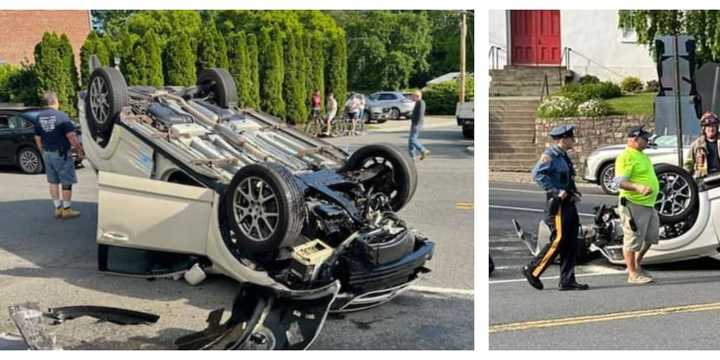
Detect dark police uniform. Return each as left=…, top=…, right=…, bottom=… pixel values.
left=522, top=125, right=588, bottom=291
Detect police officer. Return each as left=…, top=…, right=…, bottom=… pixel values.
left=521, top=124, right=589, bottom=291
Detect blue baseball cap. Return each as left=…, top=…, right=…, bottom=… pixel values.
left=549, top=124, right=576, bottom=139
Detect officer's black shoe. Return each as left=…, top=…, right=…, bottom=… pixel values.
left=558, top=282, right=590, bottom=291
left=521, top=266, right=543, bottom=290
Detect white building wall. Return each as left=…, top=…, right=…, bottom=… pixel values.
left=488, top=10, right=508, bottom=68
left=561, top=10, right=656, bottom=83
left=488, top=10, right=657, bottom=82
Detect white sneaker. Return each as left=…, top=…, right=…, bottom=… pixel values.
left=628, top=274, right=653, bottom=284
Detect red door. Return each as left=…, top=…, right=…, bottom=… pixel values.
left=511, top=10, right=561, bottom=65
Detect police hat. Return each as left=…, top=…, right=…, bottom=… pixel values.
left=549, top=124, right=576, bottom=139
left=627, top=126, right=652, bottom=140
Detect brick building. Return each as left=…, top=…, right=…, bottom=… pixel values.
left=0, top=10, right=91, bottom=67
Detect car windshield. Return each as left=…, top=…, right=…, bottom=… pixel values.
left=652, top=135, right=700, bottom=147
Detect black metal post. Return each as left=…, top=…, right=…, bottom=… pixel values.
left=672, top=35, right=683, bottom=167
left=712, top=66, right=719, bottom=114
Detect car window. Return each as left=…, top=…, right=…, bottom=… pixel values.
left=9, top=115, right=31, bottom=129
left=0, top=116, right=9, bottom=130
left=653, top=136, right=677, bottom=147
left=379, top=94, right=396, bottom=100
left=369, top=94, right=379, bottom=101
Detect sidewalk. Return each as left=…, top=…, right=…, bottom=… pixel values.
left=366, top=115, right=457, bottom=133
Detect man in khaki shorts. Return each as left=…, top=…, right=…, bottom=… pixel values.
left=614, top=126, right=659, bottom=284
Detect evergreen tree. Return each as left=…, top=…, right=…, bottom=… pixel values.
left=308, top=31, right=325, bottom=107
left=326, top=30, right=347, bottom=105
left=227, top=31, right=251, bottom=107
left=259, top=26, right=285, bottom=118
left=79, top=31, right=110, bottom=87
left=247, top=33, right=260, bottom=108
left=124, top=41, right=148, bottom=85
left=196, top=20, right=230, bottom=71
left=142, top=30, right=164, bottom=86
left=34, top=32, right=76, bottom=117
left=164, top=31, right=196, bottom=86
left=283, top=30, right=307, bottom=124
left=59, top=34, right=79, bottom=113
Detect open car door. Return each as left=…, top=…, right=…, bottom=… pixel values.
left=96, top=171, right=214, bottom=276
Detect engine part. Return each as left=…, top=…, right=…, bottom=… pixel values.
left=289, top=240, right=334, bottom=282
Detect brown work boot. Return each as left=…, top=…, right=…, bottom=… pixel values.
left=54, top=207, right=63, bottom=219
left=420, top=150, right=430, bottom=160
left=61, top=207, right=81, bottom=219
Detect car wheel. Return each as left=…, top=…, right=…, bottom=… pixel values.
left=17, top=147, right=43, bottom=174
left=654, top=163, right=698, bottom=224
left=599, top=163, right=619, bottom=195
left=87, top=67, right=128, bottom=143
left=462, top=125, right=473, bottom=139
left=343, top=144, right=417, bottom=211
left=224, top=163, right=305, bottom=255
left=197, top=68, right=238, bottom=109
left=390, top=108, right=400, bottom=120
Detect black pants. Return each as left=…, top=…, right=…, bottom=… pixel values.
left=526, top=195, right=579, bottom=286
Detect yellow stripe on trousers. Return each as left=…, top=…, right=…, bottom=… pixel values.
left=532, top=206, right=562, bottom=278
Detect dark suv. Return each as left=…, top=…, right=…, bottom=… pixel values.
left=0, top=104, right=45, bottom=173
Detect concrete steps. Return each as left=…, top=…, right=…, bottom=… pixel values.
left=489, top=95, right=540, bottom=172
left=489, top=66, right=572, bottom=97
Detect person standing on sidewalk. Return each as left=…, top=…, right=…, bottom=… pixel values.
left=408, top=90, right=430, bottom=160
left=32, top=91, right=84, bottom=219
left=522, top=124, right=588, bottom=291
left=325, top=91, right=337, bottom=136
left=615, top=126, right=659, bottom=285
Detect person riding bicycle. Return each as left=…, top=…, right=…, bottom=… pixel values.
left=310, top=89, right=322, bottom=120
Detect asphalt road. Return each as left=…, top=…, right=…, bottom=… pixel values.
left=489, top=181, right=720, bottom=350
left=0, top=120, right=474, bottom=350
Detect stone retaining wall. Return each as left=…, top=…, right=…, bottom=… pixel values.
left=535, top=115, right=654, bottom=178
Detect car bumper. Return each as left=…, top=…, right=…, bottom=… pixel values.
left=332, top=236, right=434, bottom=312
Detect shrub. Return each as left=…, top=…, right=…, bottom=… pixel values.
left=537, top=96, right=577, bottom=118
left=621, top=76, right=643, bottom=93
left=34, top=32, right=78, bottom=117
left=578, top=74, right=600, bottom=85
left=645, top=80, right=660, bottom=93
left=423, top=76, right=474, bottom=115
left=577, top=99, right=611, bottom=117
left=163, top=31, right=196, bottom=86
left=558, top=81, right=622, bottom=102
left=0, top=64, right=20, bottom=102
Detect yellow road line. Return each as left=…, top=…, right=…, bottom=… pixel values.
left=490, top=302, right=720, bottom=333
left=456, top=202, right=473, bottom=209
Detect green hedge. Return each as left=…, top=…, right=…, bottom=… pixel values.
left=423, top=77, right=474, bottom=115
left=557, top=81, right=622, bottom=102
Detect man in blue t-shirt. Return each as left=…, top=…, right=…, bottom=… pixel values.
left=31, top=91, right=85, bottom=219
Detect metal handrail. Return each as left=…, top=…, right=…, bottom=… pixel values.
left=563, top=47, right=625, bottom=79
left=489, top=45, right=506, bottom=70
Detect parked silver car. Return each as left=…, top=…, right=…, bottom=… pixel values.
left=366, top=91, right=415, bottom=120
left=583, top=135, right=690, bottom=195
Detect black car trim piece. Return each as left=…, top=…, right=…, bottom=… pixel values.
left=46, top=306, right=160, bottom=325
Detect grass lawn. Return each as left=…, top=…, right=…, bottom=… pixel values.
left=606, top=92, right=655, bottom=116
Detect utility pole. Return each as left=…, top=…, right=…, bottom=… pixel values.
left=459, top=10, right=467, bottom=104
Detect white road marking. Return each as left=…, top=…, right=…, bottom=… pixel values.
left=409, top=285, right=474, bottom=297
left=490, top=187, right=614, bottom=198
left=490, top=204, right=595, bottom=217
left=489, top=268, right=627, bottom=284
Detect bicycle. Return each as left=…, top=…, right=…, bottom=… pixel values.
left=303, top=109, right=325, bottom=137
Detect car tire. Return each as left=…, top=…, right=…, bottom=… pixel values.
left=343, top=144, right=417, bottom=211
left=654, top=163, right=698, bottom=224
left=17, top=147, right=43, bottom=174
left=599, top=162, right=619, bottom=195
left=224, top=163, right=305, bottom=255
left=86, top=67, right=128, bottom=143
left=376, top=118, right=388, bottom=124
left=390, top=107, right=400, bottom=120
left=197, top=68, right=238, bottom=109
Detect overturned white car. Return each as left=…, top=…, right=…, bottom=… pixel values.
left=77, top=65, right=433, bottom=349
left=515, top=164, right=720, bottom=265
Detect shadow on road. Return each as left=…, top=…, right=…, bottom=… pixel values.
left=0, top=199, right=241, bottom=311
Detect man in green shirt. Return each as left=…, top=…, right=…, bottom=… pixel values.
left=614, top=126, right=660, bottom=285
